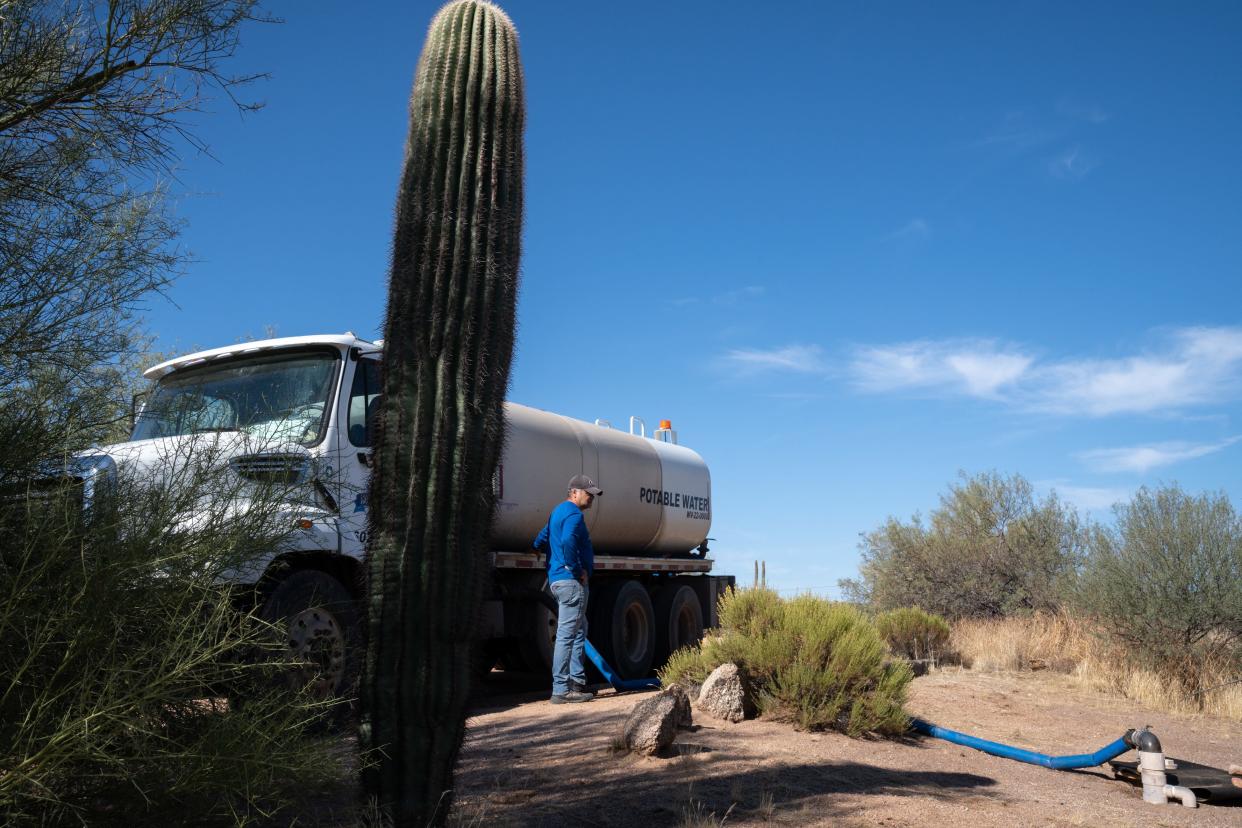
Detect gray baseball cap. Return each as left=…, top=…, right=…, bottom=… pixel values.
left=567, top=474, right=603, bottom=496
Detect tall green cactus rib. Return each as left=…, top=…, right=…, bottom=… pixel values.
left=361, top=1, right=523, bottom=822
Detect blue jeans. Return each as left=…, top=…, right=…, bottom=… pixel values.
left=550, top=579, right=588, bottom=695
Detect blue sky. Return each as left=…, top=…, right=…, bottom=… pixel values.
left=147, top=1, right=1242, bottom=594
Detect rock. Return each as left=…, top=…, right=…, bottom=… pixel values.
left=622, top=687, right=686, bottom=755
left=663, top=683, right=693, bottom=728
left=697, top=662, right=755, bottom=723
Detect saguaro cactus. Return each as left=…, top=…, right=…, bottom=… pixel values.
left=361, top=1, right=523, bottom=823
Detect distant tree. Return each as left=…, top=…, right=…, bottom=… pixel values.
left=1076, top=484, right=1242, bottom=698
left=0, top=0, right=267, bottom=477
left=841, top=471, right=1085, bottom=618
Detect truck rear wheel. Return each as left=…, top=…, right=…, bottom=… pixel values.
left=257, top=569, right=359, bottom=723
left=655, top=583, right=704, bottom=661
left=591, top=580, right=656, bottom=679
left=518, top=583, right=557, bottom=674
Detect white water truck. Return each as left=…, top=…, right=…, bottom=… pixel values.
left=76, top=333, right=733, bottom=698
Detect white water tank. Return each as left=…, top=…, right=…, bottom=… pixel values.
left=492, top=403, right=712, bottom=556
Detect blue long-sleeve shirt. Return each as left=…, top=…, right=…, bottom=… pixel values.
left=533, top=500, right=595, bottom=583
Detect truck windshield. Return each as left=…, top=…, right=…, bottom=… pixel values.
left=132, top=351, right=339, bottom=446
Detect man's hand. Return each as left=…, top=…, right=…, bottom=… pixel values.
left=578, top=571, right=589, bottom=585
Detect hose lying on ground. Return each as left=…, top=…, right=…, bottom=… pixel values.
left=909, top=718, right=1134, bottom=769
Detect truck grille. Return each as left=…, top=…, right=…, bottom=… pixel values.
left=0, top=476, right=86, bottom=536
left=229, top=454, right=310, bottom=485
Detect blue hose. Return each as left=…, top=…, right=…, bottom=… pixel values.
left=910, top=718, right=1133, bottom=769
left=584, top=641, right=661, bottom=691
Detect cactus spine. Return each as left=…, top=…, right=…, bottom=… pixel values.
left=361, top=1, right=523, bottom=823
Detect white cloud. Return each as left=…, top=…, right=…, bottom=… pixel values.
left=946, top=352, right=1034, bottom=396
left=850, top=340, right=1033, bottom=398
left=733, top=326, right=1242, bottom=417
left=846, top=326, right=1242, bottom=417
left=1035, top=357, right=1191, bottom=415
left=1029, top=327, right=1242, bottom=415
left=1048, top=145, right=1097, bottom=179
left=1180, top=325, right=1242, bottom=363
left=1078, top=436, right=1241, bottom=474
left=724, top=345, right=825, bottom=374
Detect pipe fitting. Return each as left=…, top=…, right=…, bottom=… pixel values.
left=1139, top=749, right=1168, bottom=804
left=1133, top=728, right=1163, bottom=754
left=1163, top=784, right=1198, bottom=808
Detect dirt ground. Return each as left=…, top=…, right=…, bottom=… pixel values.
left=446, top=668, right=1242, bottom=827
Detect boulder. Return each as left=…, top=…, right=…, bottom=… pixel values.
left=663, top=683, right=693, bottom=728
left=697, top=662, right=755, bottom=723
left=623, top=686, right=689, bottom=755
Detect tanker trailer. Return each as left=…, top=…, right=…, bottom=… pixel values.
left=486, top=402, right=731, bottom=679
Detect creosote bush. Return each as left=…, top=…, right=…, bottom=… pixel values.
left=0, top=449, right=344, bottom=825
left=874, top=607, right=951, bottom=662
left=659, top=589, right=911, bottom=736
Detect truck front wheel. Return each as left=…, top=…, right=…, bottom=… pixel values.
left=258, top=569, right=359, bottom=719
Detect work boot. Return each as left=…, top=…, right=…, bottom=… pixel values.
left=549, top=690, right=594, bottom=704
left=569, top=680, right=590, bottom=693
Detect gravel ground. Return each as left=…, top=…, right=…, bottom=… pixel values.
left=447, top=668, right=1242, bottom=827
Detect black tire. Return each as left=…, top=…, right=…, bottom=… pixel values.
left=590, top=580, right=656, bottom=679
left=509, top=585, right=602, bottom=684
left=257, top=569, right=360, bottom=725
left=518, top=582, right=557, bottom=673
left=654, top=583, right=704, bottom=662
left=497, top=644, right=532, bottom=673
left=474, top=641, right=502, bottom=677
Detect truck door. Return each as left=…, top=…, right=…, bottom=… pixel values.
left=337, top=356, right=380, bottom=558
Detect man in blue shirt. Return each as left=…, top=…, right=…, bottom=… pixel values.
left=533, top=473, right=602, bottom=704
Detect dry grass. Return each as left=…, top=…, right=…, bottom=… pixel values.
left=679, top=794, right=736, bottom=827
left=951, top=611, right=1090, bottom=673
left=950, top=613, right=1242, bottom=720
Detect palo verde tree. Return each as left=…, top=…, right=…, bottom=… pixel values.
left=0, top=0, right=267, bottom=478
left=842, top=471, right=1086, bottom=618
left=1076, top=484, right=1242, bottom=699
left=0, top=3, right=352, bottom=824
left=361, top=1, right=524, bottom=824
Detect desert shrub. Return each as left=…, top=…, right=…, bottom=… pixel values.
left=661, top=644, right=714, bottom=686
left=659, top=589, right=911, bottom=736
left=874, top=607, right=951, bottom=661
left=1075, top=484, right=1242, bottom=703
left=0, top=451, right=345, bottom=825
left=841, top=471, right=1085, bottom=618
